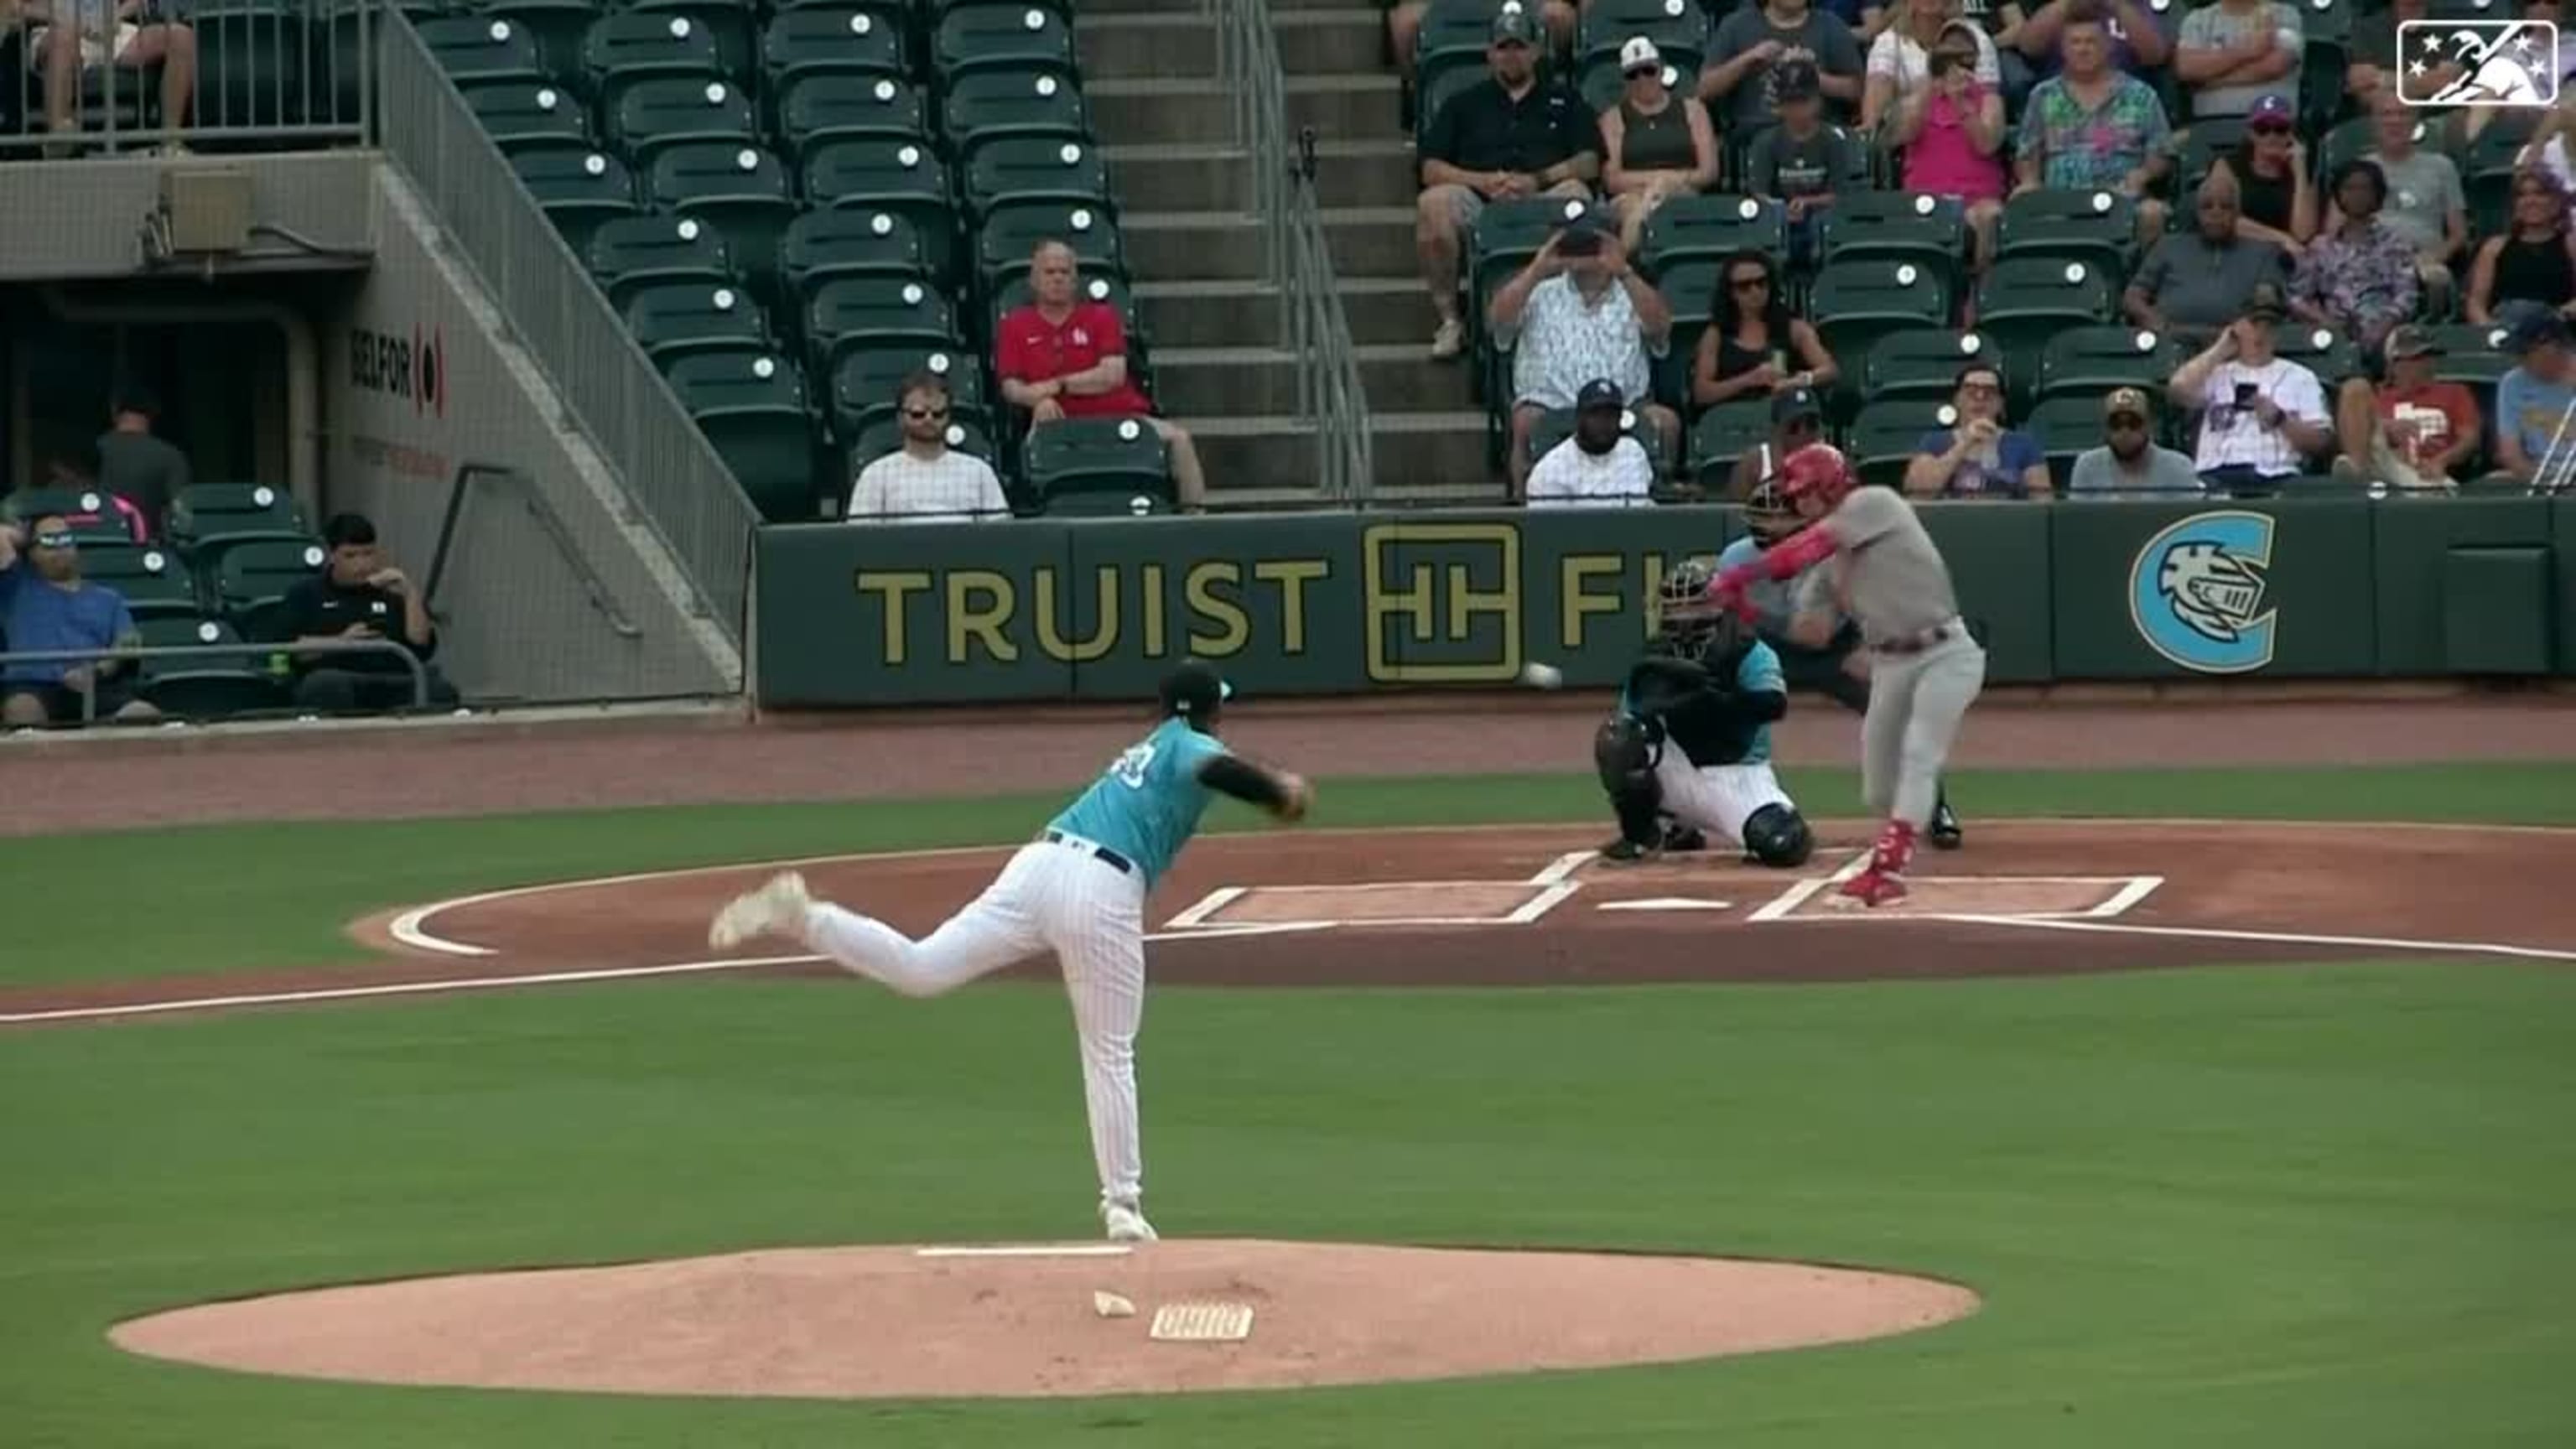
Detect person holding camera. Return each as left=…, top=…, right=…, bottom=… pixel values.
left=2166, top=282, right=2333, bottom=493
left=1487, top=214, right=1677, bottom=500
left=1883, top=19, right=2011, bottom=267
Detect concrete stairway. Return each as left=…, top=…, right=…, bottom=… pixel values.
left=1076, top=0, right=1496, bottom=507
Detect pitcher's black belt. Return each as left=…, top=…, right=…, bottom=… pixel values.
left=1040, top=829, right=1134, bottom=875
left=1872, top=621, right=1959, bottom=656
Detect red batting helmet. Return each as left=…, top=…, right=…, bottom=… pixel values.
left=1775, top=441, right=1856, bottom=509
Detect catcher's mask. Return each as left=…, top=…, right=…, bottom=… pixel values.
left=1655, top=556, right=1727, bottom=656
left=1743, top=477, right=1799, bottom=543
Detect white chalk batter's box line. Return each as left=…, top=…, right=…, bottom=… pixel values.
left=1748, top=872, right=2166, bottom=924
left=1161, top=880, right=1582, bottom=932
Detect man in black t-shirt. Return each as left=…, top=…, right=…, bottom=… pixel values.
left=275, top=512, right=460, bottom=714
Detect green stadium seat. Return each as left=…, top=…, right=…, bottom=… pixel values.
left=77, top=543, right=199, bottom=619
left=581, top=11, right=725, bottom=117
left=831, top=345, right=991, bottom=442
left=779, top=75, right=931, bottom=164
left=934, top=2, right=1078, bottom=80
left=213, top=538, right=327, bottom=641
left=510, top=148, right=641, bottom=253
left=937, top=65, right=1092, bottom=166
left=1806, top=257, right=1953, bottom=371
left=1023, top=416, right=1174, bottom=511
left=624, top=280, right=775, bottom=366
left=806, top=276, right=963, bottom=376
left=1686, top=397, right=1771, bottom=492
left=2268, top=321, right=2364, bottom=389
left=644, top=143, right=797, bottom=295
left=2294, top=0, right=2353, bottom=134
left=2036, top=325, right=2184, bottom=412
left=2023, top=394, right=2113, bottom=491
left=1862, top=330, right=2002, bottom=406
left=131, top=616, right=284, bottom=720
left=584, top=213, right=737, bottom=310
left=665, top=349, right=818, bottom=521
left=802, top=139, right=959, bottom=282
left=2168, top=117, right=2247, bottom=198
left=611, top=77, right=759, bottom=166
left=1816, top=191, right=1966, bottom=281
left=165, top=482, right=306, bottom=552
left=1992, top=187, right=2137, bottom=278
left=974, top=199, right=1123, bottom=293
left=848, top=413, right=1002, bottom=478
left=2461, top=111, right=2542, bottom=240
left=460, top=80, right=593, bottom=154
left=1640, top=194, right=1789, bottom=275
left=625, top=0, right=760, bottom=88
left=1971, top=257, right=2116, bottom=361
left=476, top=0, right=596, bottom=75
left=2423, top=323, right=2516, bottom=392
left=1846, top=397, right=1960, bottom=491
left=965, top=135, right=1112, bottom=219
left=1653, top=257, right=1722, bottom=411
left=415, top=16, right=547, bottom=86
left=761, top=6, right=906, bottom=88
left=3, top=486, right=140, bottom=544
left=1577, top=0, right=1708, bottom=70
left=781, top=207, right=933, bottom=304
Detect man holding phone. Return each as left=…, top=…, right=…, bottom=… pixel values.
left=274, top=512, right=460, bottom=714
left=2166, top=281, right=2332, bottom=492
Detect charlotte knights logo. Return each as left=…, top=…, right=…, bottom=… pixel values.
left=2127, top=510, right=2277, bottom=674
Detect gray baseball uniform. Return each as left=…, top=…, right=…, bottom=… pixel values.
left=1795, top=486, right=1986, bottom=828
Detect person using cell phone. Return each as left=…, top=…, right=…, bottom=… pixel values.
left=2165, top=281, right=2334, bottom=494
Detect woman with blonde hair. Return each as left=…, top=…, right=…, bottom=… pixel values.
left=1597, top=36, right=1721, bottom=256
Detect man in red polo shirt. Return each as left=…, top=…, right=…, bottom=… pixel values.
left=995, top=241, right=1209, bottom=511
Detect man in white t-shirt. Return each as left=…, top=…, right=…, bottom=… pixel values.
left=2165, top=282, right=2333, bottom=491
left=1525, top=378, right=1658, bottom=508
left=847, top=371, right=1011, bottom=524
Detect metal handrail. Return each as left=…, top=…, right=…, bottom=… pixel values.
left=1202, top=0, right=1376, bottom=505
left=1, top=637, right=430, bottom=723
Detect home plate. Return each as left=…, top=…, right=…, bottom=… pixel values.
left=1150, top=1301, right=1255, bottom=1343
left=1597, top=897, right=1735, bottom=911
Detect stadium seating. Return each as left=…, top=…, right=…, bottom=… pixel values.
left=1861, top=330, right=2002, bottom=408
left=665, top=349, right=819, bottom=519
left=1971, top=257, right=2117, bottom=362
left=164, top=483, right=310, bottom=558
left=1805, top=259, right=1953, bottom=376
left=625, top=280, right=775, bottom=366
left=1021, top=416, right=1175, bottom=512
left=212, top=538, right=327, bottom=642
left=1686, top=398, right=1771, bottom=493
left=128, top=617, right=283, bottom=719
left=585, top=213, right=739, bottom=309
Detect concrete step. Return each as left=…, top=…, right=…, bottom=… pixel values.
left=1150, top=342, right=1477, bottom=417
left=1120, top=205, right=1417, bottom=282
left=1103, top=137, right=1420, bottom=214
left=1077, top=8, right=1385, bottom=79
left=1086, top=74, right=1401, bottom=148
left=1367, top=410, right=1501, bottom=497
left=1187, top=411, right=1498, bottom=497
left=1187, top=414, right=1359, bottom=496
left=1135, top=276, right=1442, bottom=351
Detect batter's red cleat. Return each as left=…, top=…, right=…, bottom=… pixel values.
left=1837, top=868, right=1909, bottom=907
left=1837, top=819, right=1919, bottom=908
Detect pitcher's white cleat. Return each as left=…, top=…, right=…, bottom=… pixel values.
left=707, top=870, right=812, bottom=949
left=1102, top=1197, right=1158, bottom=1243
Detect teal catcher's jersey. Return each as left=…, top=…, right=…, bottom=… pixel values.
left=1619, top=639, right=1785, bottom=767
left=1048, top=717, right=1231, bottom=886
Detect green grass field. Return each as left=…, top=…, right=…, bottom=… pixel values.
left=5, top=763, right=2573, bottom=1447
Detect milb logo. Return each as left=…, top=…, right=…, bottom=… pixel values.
left=349, top=325, right=449, bottom=419
left=2396, top=20, right=2561, bottom=106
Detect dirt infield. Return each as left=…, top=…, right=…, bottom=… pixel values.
left=109, top=1239, right=1981, bottom=1399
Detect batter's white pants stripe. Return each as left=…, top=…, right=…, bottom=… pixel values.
left=1652, top=750, right=1794, bottom=845
left=800, top=840, right=1149, bottom=1207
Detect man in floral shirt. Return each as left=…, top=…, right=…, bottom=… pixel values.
left=2011, top=1, right=2173, bottom=239
left=2290, top=158, right=2419, bottom=358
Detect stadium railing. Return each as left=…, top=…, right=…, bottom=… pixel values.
left=1206, top=0, right=1374, bottom=506
left=0, top=636, right=431, bottom=724
left=0, top=0, right=375, bottom=156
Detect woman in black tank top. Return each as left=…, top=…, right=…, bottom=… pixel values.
left=2467, top=170, right=2576, bottom=325
left=1598, top=42, right=1718, bottom=255
left=2210, top=109, right=2317, bottom=257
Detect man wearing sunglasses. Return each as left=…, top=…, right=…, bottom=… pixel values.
left=848, top=371, right=1010, bottom=524
left=2069, top=387, right=2204, bottom=494
left=0, top=518, right=158, bottom=728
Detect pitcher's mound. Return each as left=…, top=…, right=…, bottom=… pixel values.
left=112, top=1239, right=1978, bottom=1399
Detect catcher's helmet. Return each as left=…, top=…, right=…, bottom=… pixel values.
left=1655, top=556, right=1726, bottom=656
left=1777, top=441, right=1857, bottom=511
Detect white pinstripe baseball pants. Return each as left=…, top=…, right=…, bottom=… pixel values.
left=1653, top=748, right=1795, bottom=845
left=799, top=838, right=1149, bottom=1208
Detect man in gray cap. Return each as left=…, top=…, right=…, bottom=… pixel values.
left=2070, top=387, right=2204, bottom=494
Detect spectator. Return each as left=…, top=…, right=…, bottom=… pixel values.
left=9, top=444, right=148, bottom=543
left=996, top=241, right=1208, bottom=512
left=1724, top=384, right=1833, bottom=499
left=1690, top=248, right=1840, bottom=412
left=1414, top=8, right=1600, bottom=361
left=29, top=0, right=197, bottom=156
left=1387, top=0, right=1576, bottom=75
left=1525, top=377, right=1659, bottom=507
left=2013, top=0, right=2172, bottom=80
left=2174, top=0, right=2301, bottom=122
left=2168, top=282, right=2334, bottom=491
left=95, top=389, right=189, bottom=535
left=2492, top=301, right=2576, bottom=486
left=2070, top=386, right=2206, bottom=493
left=275, top=512, right=459, bottom=715
left=2206, top=95, right=2316, bottom=256
left=1862, top=0, right=2002, bottom=132
left=1886, top=20, right=2012, bottom=267
left=2122, top=173, right=2290, bottom=344
left=2464, top=169, right=2576, bottom=327
left=2356, top=92, right=2468, bottom=319
left=2012, top=4, right=2173, bottom=242
left=2346, top=0, right=2457, bottom=108
left=0, top=517, right=156, bottom=727
left=2291, top=159, right=2420, bottom=358
left=846, top=371, right=1010, bottom=524
left=2331, top=325, right=2482, bottom=491
left=1597, top=38, right=1720, bottom=257
left=1745, top=60, right=1864, bottom=268
left=1700, top=0, right=1867, bottom=135
left=1488, top=216, right=1678, bottom=497
left=1903, top=360, right=2054, bottom=497
left=1950, top=0, right=2037, bottom=107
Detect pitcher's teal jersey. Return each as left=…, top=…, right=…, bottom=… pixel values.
left=1049, top=717, right=1231, bottom=887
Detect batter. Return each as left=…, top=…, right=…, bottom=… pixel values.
left=1707, top=443, right=1987, bottom=906
left=705, top=662, right=1312, bottom=1242
left=1593, top=558, right=1815, bottom=868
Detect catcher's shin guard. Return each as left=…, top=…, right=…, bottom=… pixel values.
left=1592, top=714, right=1665, bottom=851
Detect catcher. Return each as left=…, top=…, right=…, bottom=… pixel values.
left=1713, top=477, right=1963, bottom=849
left=1592, top=557, right=1815, bottom=867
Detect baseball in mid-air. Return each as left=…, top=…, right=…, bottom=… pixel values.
left=1520, top=661, right=1564, bottom=690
